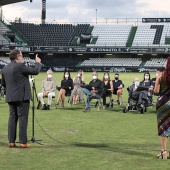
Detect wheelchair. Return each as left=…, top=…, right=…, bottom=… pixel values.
left=123, top=86, right=154, bottom=114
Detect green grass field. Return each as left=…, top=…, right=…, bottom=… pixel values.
left=0, top=72, right=169, bottom=170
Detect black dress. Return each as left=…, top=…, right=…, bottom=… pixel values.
left=60, top=79, right=73, bottom=95
left=102, top=81, right=112, bottom=106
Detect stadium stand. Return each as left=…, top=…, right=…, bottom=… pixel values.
left=144, top=58, right=166, bottom=67
left=41, top=55, right=81, bottom=67
left=70, top=24, right=90, bottom=46
left=80, top=58, right=142, bottom=67
left=0, top=20, right=169, bottom=70
left=0, top=21, right=11, bottom=44
left=0, top=20, right=27, bottom=45
left=86, top=25, right=132, bottom=47
left=10, top=23, right=90, bottom=46
left=0, top=56, right=35, bottom=65
left=5, top=22, right=170, bottom=48
left=85, top=23, right=170, bottom=47
left=132, top=24, right=170, bottom=47
left=10, top=23, right=47, bottom=46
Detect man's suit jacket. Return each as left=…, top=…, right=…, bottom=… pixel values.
left=1, top=60, right=42, bottom=102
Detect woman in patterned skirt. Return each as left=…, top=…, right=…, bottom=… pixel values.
left=154, top=57, right=170, bottom=159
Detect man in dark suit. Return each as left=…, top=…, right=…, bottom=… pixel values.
left=1, top=49, right=42, bottom=148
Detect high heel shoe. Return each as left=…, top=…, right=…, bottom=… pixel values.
left=55, top=102, right=59, bottom=106
left=157, top=150, right=167, bottom=159
left=61, top=103, right=64, bottom=108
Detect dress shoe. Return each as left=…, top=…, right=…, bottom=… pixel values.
left=83, top=108, right=90, bottom=112
left=41, top=104, right=47, bottom=110
left=20, top=144, right=31, bottom=148
left=46, top=105, right=50, bottom=110
left=9, top=143, right=16, bottom=148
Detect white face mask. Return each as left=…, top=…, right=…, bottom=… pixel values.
left=77, top=73, right=81, bottom=77
left=135, top=81, right=140, bottom=88
left=92, top=75, right=97, bottom=80
left=104, top=75, right=108, bottom=79
left=156, top=73, right=158, bottom=77
left=65, top=74, right=69, bottom=78
left=47, top=74, right=52, bottom=79
left=145, top=76, right=149, bottom=80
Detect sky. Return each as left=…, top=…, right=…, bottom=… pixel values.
left=2, top=0, right=170, bottom=24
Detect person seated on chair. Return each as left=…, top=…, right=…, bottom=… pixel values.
left=72, top=70, right=85, bottom=104
left=37, top=69, right=56, bottom=110
left=55, top=71, right=73, bottom=108
left=102, top=72, right=113, bottom=108
left=83, top=71, right=103, bottom=112
left=129, top=77, right=148, bottom=110
left=141, top=72, right=154, bottom=96
left=112, top=73, right=123, bottom=105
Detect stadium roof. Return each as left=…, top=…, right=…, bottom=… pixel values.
left=0, top=0, right=28, bottom=6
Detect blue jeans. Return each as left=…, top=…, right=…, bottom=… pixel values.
left=83, top=88, right=100, bottom=109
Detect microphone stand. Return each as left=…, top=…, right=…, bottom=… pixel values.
left=28, top=64, right=43, bottom=145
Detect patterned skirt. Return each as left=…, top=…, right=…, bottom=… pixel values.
left=156, top=92, right=170, bottom=137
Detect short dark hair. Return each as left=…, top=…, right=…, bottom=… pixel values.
left=115, top=73, right=119, bottom=76
left=9, top=49, right=21, bottom=61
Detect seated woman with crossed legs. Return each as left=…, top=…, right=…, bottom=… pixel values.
left=56, top=71, right=73, bottom=108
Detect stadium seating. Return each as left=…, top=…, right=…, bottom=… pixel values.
left=0, top=56, right=35, bottom=65
left=0, top=21, right=10, bottom=44
left=80, top=58, right=142, bottom=67
left=41, top=55, right=81, bottom=67
left=144, top=58, right=166, bottom=67
left=11, top=23, right=47, bottom=46
left=132, top=24, right=170, bottom=47
left=7, top=22, right=170, bottom=47
left=10, top=23, right=90, bottom=46
left=86, top=25, right=132, bottom=47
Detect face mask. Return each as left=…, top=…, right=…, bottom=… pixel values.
left=65, top=74, right=69, bottom=78
left=104, top=75, right=108, bottom=79
left=92, top=75, right=97, bottom=80
left=77, top=73, right=81, bottom=77
left=115, top=77, right=118, bottom=80
left=47, top=74, right=52, bottom=79
left=145, top=76, right=149, bottom=80
left=156, top=73, right=158, bottom=77
left=135, top=81, right=140, bottom=87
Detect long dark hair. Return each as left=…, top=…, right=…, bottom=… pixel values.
left=142, top=72, right=151, bottom=82
left=164, top=56, right=170, bottom=88
left=102, top=72, right=110, bottom=81
left=63, top=71, right=71, bottom=80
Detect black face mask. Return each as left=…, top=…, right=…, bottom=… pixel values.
left=115, top=77, right=119, bottom=80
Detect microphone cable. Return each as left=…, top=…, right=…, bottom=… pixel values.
left=34, top=115, right=67, bottom=145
